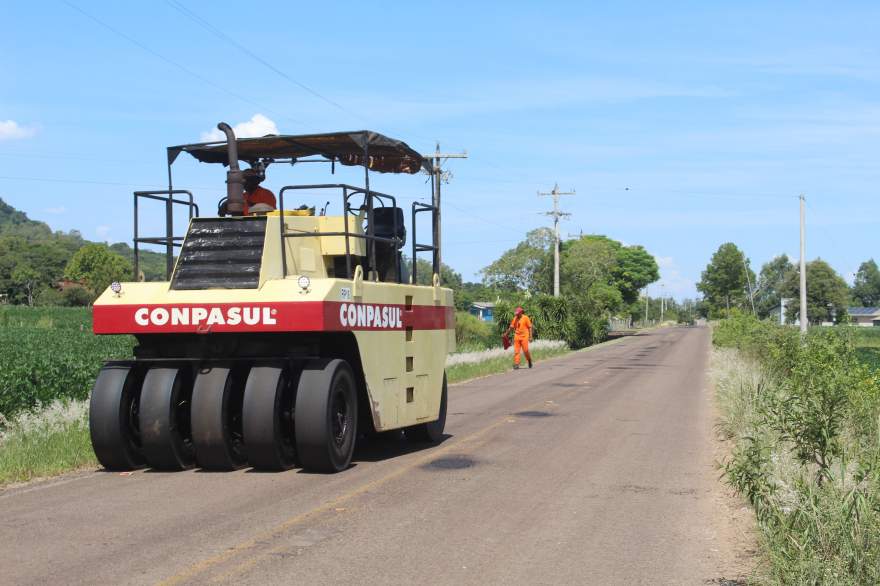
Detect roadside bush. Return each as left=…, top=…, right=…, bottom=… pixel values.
left=713, top=317, right=880, bottom=584
left=494, top=294, right=606, bottom=349
left=454, top=311, right=496, bottom=351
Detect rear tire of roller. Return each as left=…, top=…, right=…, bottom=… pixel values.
left=89, top=362, right=145, bottom=471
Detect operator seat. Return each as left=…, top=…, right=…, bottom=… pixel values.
left=368, top=207, right=406, bottom=282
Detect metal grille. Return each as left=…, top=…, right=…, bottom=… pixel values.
left=170, top=217, right=266, bottom=290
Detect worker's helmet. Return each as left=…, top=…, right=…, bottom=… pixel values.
left=514, top=306, right=524, bottom=315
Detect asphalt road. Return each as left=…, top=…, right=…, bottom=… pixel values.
left=0, top=326, right=744, bottom=585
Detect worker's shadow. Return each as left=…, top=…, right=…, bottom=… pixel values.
left=351, top=431, right=452, bottom=463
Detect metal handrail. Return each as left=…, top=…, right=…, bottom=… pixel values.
left=133, top=190, right=198, bottom=280
left=277, top=184, right=402, bottom=282
left=411, top=201, right=437, bottom=284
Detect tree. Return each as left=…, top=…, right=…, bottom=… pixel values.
left=697, top=243, right=755, bottom=317
left=852, top=259, right=880, bottom=307
left=405, top=257, right=462, bottom=288
left=64, top=244, right=132, bottom=299
left=754, top=254, right=796, bottom=320
left=613, top=245, right=660, bottom=304
left=560, top=235, right=620, bottom=297
left=481, top=228, right=553, bottom=292
left=11, top=265, right=40, bottom=306
left=783, top=259, right=850, bottom=325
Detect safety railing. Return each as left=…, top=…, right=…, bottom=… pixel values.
left=133, top=190, right=199, bottom=280
left=277, top=184, right=402, bottom=282
left=410, top=201, right=438, bottom=284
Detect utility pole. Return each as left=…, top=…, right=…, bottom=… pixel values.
left=660, top=284, right=665, bottom=323
left=741, top=251, right=756, bottom=316
left=645, top=287, right=649, bottom=324
left=424, top=143, right=467, bottom=278
left=799, top=194, right=808, bottom=334
left=538, top=183, right=575, bottom=296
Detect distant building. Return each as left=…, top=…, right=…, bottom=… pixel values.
left=57, top=278, right=87, bottom=291
left=848, top=307, right=880, bottom=327
left=469, top=302, right=495, bottom=322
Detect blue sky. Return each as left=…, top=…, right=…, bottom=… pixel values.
left=2, top=1, right=879, bottom=299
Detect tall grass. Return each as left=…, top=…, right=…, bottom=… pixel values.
left=0, top=400, right=96, bottom=485
left=713, top=316, right=880, bottom=584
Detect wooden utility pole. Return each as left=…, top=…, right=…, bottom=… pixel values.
left=538, top=183, right=575, bottom=296
left=799, top=194, right=808, bottom=333
left=424, top=144, right=467, bottom=277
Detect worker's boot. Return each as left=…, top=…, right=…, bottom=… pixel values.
left=528, top=359, right=533, bottom=369
left=513, top=364, right=520, bottom=370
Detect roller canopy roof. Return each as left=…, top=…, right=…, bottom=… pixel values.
left=168, top=131, right=431, bottom=174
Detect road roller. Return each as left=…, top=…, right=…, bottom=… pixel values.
left=88, top=123, right=455, bottom=473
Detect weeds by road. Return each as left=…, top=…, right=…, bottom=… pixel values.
left=0, top=400, right=95, bottom=486
left=713, top=316, right=880, bottom=584
left=447, top=341, right=569, bottom=383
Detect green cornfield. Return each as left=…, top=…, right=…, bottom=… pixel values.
left=0, top=306, right=135, bottom=418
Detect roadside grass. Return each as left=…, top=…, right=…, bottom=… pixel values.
left=447, top=343, right=570, bottom=384
left=713, top=317, right=880, bottom=585
left=0, top=400, right=96, bottom=486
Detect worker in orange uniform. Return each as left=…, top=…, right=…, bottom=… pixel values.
left=242, top=168, right=276, bottom=215
left=504, top=306, right=533, bottom=369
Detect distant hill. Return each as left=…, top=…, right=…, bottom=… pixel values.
left=0, top=197, right=169, bottom=304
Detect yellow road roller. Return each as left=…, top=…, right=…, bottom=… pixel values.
left=89, top=123, right=454, bottom=473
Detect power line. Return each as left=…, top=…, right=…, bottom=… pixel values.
left=60, top=1, right=305, bottom=128
left=0, top=175, right=167, bottom=188
left=165, top=0, right=361, bottom=123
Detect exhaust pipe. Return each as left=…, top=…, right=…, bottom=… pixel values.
left=217, top=122, right=244, bottom=214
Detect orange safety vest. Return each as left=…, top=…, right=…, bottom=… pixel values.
left=243, top=186, right=276, bottom=215
left=510, top=314, right=532, bottom=339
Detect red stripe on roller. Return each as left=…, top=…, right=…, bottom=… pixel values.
left=92, top=301, right=454, bottom=335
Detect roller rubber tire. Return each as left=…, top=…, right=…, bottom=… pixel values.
left=89, top=362, right=145, bottom=471
left=406, top=373, right=447, bottom=443
left=295, top=359, right=358, bottom=473
left=191, top=366, right=248, bottom=470
left=139, top=367, right=195, bottom=470
left=242, top=365, right=296, bottom=470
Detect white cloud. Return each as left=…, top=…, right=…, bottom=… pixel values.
left=0, top=120, right=36, bottom=141
left=200, top=114, right=278, bottom=142
left=45, top=206, right=66, bottom=215
left=96, top=225, right=111, bottom=239
left=651, top=254, right=698, bottom=300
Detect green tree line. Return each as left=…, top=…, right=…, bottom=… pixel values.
left=0, top=198, right=167, bottom=305
left=698, top=241, right=879, bottom=324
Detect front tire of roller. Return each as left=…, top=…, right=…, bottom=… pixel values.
left=89, top=362, right=145, bottom=471
left=295, top=359, right=358, bottom=473
left=139, top=367, right=195, bottom=470
left=242, top=365, right=296, bottom=470
left=406, top=373, right=447, bottom=443
left=191, top=365, right=248, bottom=470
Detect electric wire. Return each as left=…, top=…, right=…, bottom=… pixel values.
left=60, top=1, right=306, bottom=128
left=165, top=0, right=363, bottom=124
